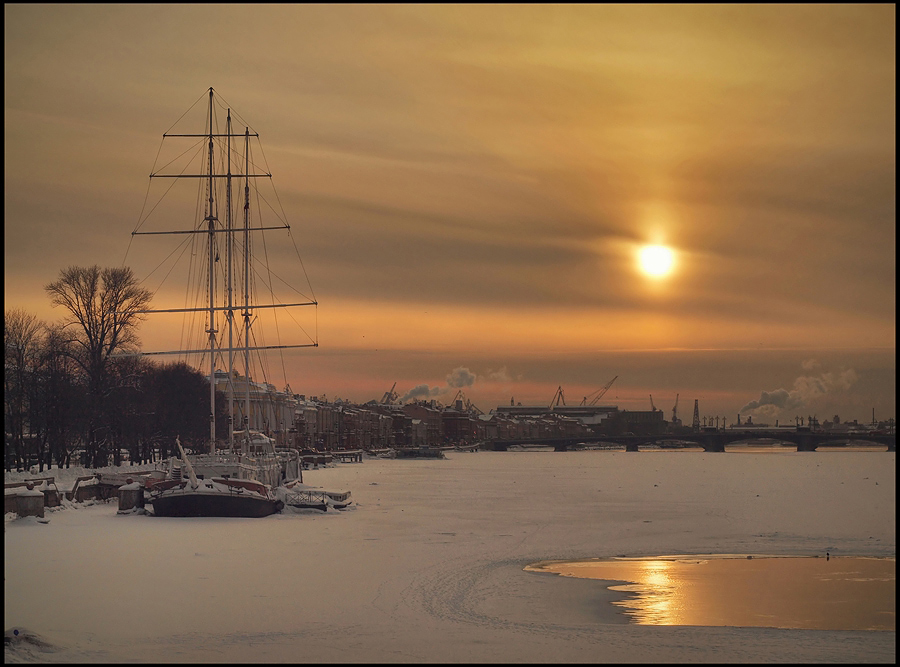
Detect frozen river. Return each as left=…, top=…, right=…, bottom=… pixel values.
left=5, top=450, right=895, bottom=662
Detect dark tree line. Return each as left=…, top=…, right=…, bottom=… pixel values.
left=5, top=265, right=221, bottom=472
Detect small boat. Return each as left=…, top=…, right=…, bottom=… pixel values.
left=395, top=446, right=449, bottom=459
left=367, top=448, right=396, bottom=459
left=277, top=479, right=352, bottom=512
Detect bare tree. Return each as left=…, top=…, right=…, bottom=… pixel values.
left=35, top=322, right=85, bottom=469
left=105, top=353, right=154, bottom=465
left=45, top=266, right=153, bottom=467
left=4, top=308, right=45, bottom=471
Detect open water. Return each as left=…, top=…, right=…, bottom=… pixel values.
left=527, top=555, right=895, bottom=631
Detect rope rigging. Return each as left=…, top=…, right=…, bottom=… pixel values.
left=123, top=87, right=319, bottom=444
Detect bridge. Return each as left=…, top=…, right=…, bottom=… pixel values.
left=480, top=431, right=895, bottom=453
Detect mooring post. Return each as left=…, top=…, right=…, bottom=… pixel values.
left=17, top=482, right=45, bottom=518
left=117, top=478, right=145, bottom=512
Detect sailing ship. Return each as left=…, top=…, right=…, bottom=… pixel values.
left=129, top=87, right=317, bottom=517
left=148, top=437, right=284, bottom=518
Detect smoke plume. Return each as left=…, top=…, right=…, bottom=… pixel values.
left=400, top=384, right=444, bottom=402
left=740, top=362, right=858, bottom=419
left=446, top=367, right=476, bottom=388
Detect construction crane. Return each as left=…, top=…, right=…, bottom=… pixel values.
left=672, top=394, right=680, bottom=424
left=550, top=385, right=566, bottom=408
left=580, top=375, right=618, bottom=406
left=649, top=394, right=657, bottom=412
left=452, top=389, right=484, bottom=416
left=381, top=382, right=399, bottom=405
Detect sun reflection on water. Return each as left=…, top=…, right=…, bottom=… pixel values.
left=609, top=560, right=680, bottom=625
left=527, top=556, right=895, bottom=631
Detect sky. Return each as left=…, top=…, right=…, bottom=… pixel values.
left=4, top=4, right=895, bottom=423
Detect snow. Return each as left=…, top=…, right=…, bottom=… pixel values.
left=5, top=450, right=896, bottom=663
left=12, top=488, right=44, bottom=498
left=4, top=463, right=161, bottom=491
left=117, top=482, right=143, bottom=491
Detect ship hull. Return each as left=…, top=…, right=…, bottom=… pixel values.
left=152, top=492, right=281, bottom=517
left=151, top=483, right=283, bottom=518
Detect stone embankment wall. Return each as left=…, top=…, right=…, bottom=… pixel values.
left=5, top=472, right=154, bottom=517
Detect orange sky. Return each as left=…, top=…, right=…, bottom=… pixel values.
left=4, top=4, right=895, bottom=422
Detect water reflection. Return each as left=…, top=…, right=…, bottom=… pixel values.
left=622, top=560, right=679, bottom=624
left=527, top=556, right=895, bottom=631
left=724, top=443, right=798, bottom=452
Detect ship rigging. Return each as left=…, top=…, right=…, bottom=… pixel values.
left=124, top=87, right=318, bottom=454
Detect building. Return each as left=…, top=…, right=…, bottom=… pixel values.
left=402, top=401, right=443, bottom=447
left=550, top=405, right=618, bottom=426
left=210, top=370, right=299, bottom=446
left=612, top=409, right=666, bottom=435
left=494, top=404, right=617, bottom=426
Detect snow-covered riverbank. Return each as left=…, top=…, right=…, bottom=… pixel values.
left=5, top=462, right=163, bottom=491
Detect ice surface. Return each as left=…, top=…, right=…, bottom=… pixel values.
left=4, top=451, right=895, bottom=662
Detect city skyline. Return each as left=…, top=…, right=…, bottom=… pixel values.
left=4, top=4, right=895, bottom=422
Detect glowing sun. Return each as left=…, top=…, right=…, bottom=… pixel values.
left=637, top=244, right=675, bottom=278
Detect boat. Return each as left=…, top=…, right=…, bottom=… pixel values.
left=395, top=446, right=449, bottom=459
left=127, top=87, right=317, bottom=517
left=277, top=478, right=352, bottom=512
left=149, top=438, right=284, bottom=517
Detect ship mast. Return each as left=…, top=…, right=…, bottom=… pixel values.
left=242, top=126, right=252, bottom=450
left=205, top=87, right=217, bottom=454
left=226, top=108, right=235, bottom=451
left=126, top=87, right=319, bottom=454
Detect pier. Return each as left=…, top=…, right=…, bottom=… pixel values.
left=333, top=449, right=364, bottom=463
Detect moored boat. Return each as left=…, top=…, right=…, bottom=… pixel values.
left=277, top=478, right=352, bottom=512
left=150, top=438, right=283, bottom=517
left=150, top=478, right=283, bottom=518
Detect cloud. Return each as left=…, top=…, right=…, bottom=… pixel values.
left=740, top=388, right=794, bottom=412
left=740, top=367, right=859, bottom=417
left=400, top=366, right=482, bottom=402
left=486, top=366, right=513, bottom=383
left=800, top=358, right=820, bottom=371
left=446, top=366, right=476, bottom=388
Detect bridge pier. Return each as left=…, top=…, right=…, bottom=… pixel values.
left=795, top=436, right=818, bottom=452
left=698, top=436, right=725, bottom=452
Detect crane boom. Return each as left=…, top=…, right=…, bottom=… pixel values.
left=589, top=375, right=618, bottom=405
left=550, top=385, right=566, bottom=408
left=381, top=382, right=398, bottom=404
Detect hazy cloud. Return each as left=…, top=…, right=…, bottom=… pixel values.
left=740, top=367, right=859, bottom=417
left=800, top=358, right=820, bottom=371
left=446, top=366, right=476, bottom=388
left=486, top=367, right=514, bottom=383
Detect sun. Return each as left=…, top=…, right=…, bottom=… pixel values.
left=637, top=244, right=675, bottom=278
